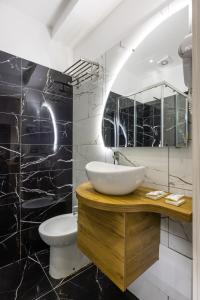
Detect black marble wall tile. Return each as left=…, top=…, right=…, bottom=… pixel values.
left=103, top=127, right=115, bottom=147
left=0, top=49, right=73, bottom=293
left=0, top=113, right=20, bottom=144
left=22, top=88, right=73, bottom=122
left=135, top=100, right=161, bottom=147
left=0, top=82, right=21, bottom=114
left=0, top=203, right=19, bottom=237
left=21, top=117, right=72, bottom=145
left=103, top=92, right=136, bottom=147
left=0, top=197, right=20, bottom=267
left=21, top=195, right=72, bottom=230
left=22, top=58, right=72, bottom=98
left=0, top=232, right=20, bottom=268
left=0, top=174, right=20, bottom=205
left=20, top=169, right=72, bottom=201
left=0, top=51, right=21, bottom=86
left=21, top=145, right=72, bottom=173
left=41, top=92, right=73, bottom=123
left=0, top=144, right=20, bottom=174
left=21, top=226, right=47, bottom=256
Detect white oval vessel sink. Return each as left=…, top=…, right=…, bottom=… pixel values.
left=85, top=161, right=145, bottom=196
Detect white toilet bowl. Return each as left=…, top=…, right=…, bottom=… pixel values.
left=39, top=213, right=89, bottom=279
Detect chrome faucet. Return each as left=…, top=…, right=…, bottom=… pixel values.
left=113, top=151, right=138, bottom=167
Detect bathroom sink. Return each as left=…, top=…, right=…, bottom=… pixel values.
left=85, top=161, right=145, bottom=195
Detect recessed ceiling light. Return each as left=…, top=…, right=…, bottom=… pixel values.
left=157, top=56, right=173, bottom=67
left=161, top=60, right=168, bottom=65
left=149, top=59, right=154, bottom=63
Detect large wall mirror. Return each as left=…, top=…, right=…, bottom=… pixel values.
left=102, top=6, right=189, bottom=148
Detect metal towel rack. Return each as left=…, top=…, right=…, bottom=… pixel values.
left=63, top=59, right=100, bottom=87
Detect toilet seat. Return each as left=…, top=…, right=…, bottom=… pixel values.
left=39, top=213, right=77, bottom=247
left=39, top=214, right=77, bottom=237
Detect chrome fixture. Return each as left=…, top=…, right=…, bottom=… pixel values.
left=127, top=81, right=187, bottom=99
left=63, top=59, right=100, bottom=87
left=113, top=151, right=138, bottom=167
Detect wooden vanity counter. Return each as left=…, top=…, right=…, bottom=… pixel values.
left=76, top=182, right=192, bottom=291
left=76, top=182, right=192, bottom=222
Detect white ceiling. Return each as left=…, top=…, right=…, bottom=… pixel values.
left=1, top=0, right=124, bottom=47
left=125, top=7, right=189, bottom=76
left=1, top=0, right=70, bottom=27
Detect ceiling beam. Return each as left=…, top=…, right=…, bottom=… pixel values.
left=51, top=0, right=79, bottom=38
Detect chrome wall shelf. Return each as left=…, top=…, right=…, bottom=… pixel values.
left=63, top=59, right=100, bottom=87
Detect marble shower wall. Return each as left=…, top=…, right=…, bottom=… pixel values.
left=73, top=50, right=192, bottom=299
left=0, top=50, right=73, bottom=268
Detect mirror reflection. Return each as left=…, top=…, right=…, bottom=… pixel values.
left=102, top=6, right=190, bottom=148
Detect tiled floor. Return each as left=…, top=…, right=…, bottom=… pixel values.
left=0, top=249, right=138, bottom=300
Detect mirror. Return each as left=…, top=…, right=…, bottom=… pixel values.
left=102, top=6, right=189, bottom=148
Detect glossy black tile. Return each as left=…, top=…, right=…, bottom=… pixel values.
left=22, top=88, right=73, bottom=122
left=21, top=169, right=72, bottom=201
left=21, top=116, right=72, bottom=146
left=0, top=203, right=19, bottom=237
left=21, top=226, right=47, bottom=257
left=54, top=265, right=139, bottom=300
left=0, top=256, right=54, bottom=300
left=21, top=195, right=72, bottom=230
left=37, top=290, right=59, bottom=300
left=35, top=249, right=49, bottom=269
left=0, top=113, right=20, bottom=144
left=103, top=127, right=115, bottom=148
left=22, top=59, right=72, bottom=98
left=41, top=92, right=73, bottom=123
left=0, top=50, right=73, bottom=294
left=0, top=173, right=20, bottom=204
left=0, top=51, right=21, bottom=86
left=22, top=88, right=43, bottom=118
left=0, top=82, right=21, bottom=114
left=21, top=145, right=72, bottom=173
left=0, top=231, right=20, bottom=268
left=0, top=144, right=20, bottom=174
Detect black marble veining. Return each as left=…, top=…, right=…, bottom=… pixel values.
left=0, top=52, right=21, bottom=85
left=0, top=256, right=139, bottom=300
left=0, top=50, right=139, bottom=300
left=22, top=88, right=73, bottom=122
left=135, top=100, right=161, bottom=147
left=0, top=49, right=73, bottom=291
left=103, top=90, right=188, bottom=148
left=21, top=144, right=72, bottom=172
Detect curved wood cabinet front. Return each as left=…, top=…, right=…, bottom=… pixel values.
left=76, top=182, right=192, bottom=291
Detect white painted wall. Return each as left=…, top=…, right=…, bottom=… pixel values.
left=0, top=2, right=73, bottom=71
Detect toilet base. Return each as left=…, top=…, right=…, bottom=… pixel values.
left=49, top=243, right=89, bottom=279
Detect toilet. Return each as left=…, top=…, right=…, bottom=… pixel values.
left=39, top=213, right=89, bottom=279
